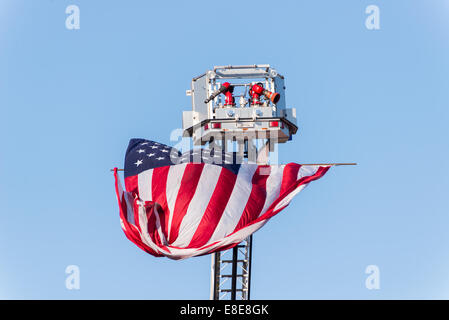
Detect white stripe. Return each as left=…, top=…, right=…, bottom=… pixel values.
left=138, top=169, right=153, bottom=201
left=271, top=166, right=320, bottom=212
left=207, top=164, right=259, bottom=244
left=171, top=164, right=222, bottom=247
left=258, top=165, right=285, bottom=217
left=161, top=219, right=269, bottom=260
left=298, top=165, right=320, bottom=179
left=272, top=184, right=307, bottom=212
left=165, top=164, right=187, bottom=241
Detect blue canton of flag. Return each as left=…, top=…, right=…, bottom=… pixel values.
left=124, top=138, right=242, bottom=178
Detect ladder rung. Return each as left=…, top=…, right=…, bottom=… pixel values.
left=221, top=260, right=247, bottom=263
left=221, top=274, right=243, bottom=278
left=220, top=289, right=247, bottom=292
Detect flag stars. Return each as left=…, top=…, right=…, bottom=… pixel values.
left=147, top=153, right=155, bottom=157
left=156, top=157, right=165, bottom=160
left=137, top=149, right=146, bottom=153
left=134, top=159, right=143, bottom=167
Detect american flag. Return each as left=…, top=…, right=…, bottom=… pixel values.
left=114, top=139, right=330, bottom=260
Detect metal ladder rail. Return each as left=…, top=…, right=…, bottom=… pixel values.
left=210, top=236, right=252, bottom=300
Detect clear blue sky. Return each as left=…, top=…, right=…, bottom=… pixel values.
left=1, top=0, right=448, bottom=299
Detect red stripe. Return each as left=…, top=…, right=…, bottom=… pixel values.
left=124, top=175, right=138, bottom=194
left=279, top=163, right=301, bottom=195
left=151, top=166, right=170, bottom=240
left=168, top=163, right=205, bottom=244
left=232, top=165, right=271, bottom=233
left=257, top=166, right=330, bottom=222
left=115, top=170, right=138, bottom=237
left=187, top=167, right=238, bottom=248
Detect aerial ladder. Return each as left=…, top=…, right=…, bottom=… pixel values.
left=182, top=65, right=298, bottom=300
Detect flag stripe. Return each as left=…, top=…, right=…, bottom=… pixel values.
left=168, top=163, right=204, bottom=244
left=268, top=166, right=329, bottom=217
left=232, top=165, right=271, bottom=233
left=137, top=169, right=153, bottom=201
left=279, top=163, right=301, bottom=195
left=151, top=166, right=171, bottom=239
left=114, top=169, right=162, bottom=257
left=259, top=165, right=285, bottom=217
left=171, top=164, right=222, bottom=247
left=208, top=164, right=258, bottom=244
left=165, top=163, right=187, bottom=242
left=135, top=200, right=165, bottom=256
left=187, top=167, right=238, bottom=248
left=124, top=175, right=138, bottom=195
